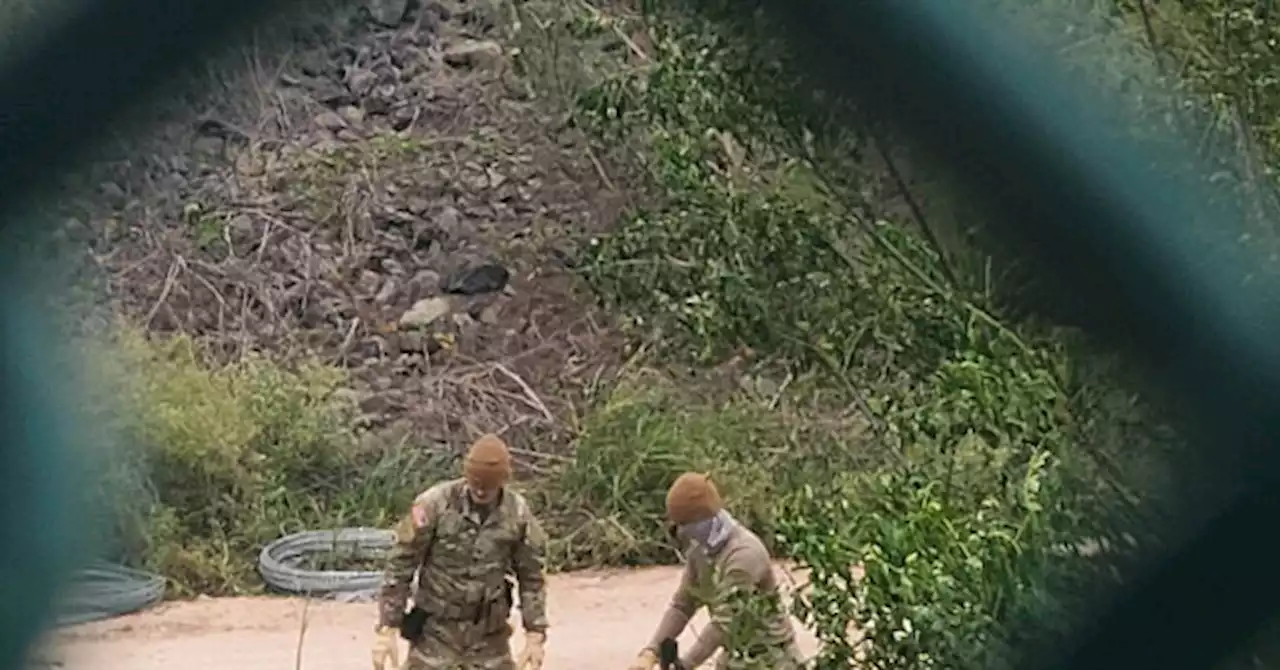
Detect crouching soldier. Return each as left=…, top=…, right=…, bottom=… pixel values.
left=372, top=434, right=549, bottom=670
left=628, top=472, right=805, bottom=670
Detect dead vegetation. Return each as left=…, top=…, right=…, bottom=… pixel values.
left=64, top=0, right=636, bottom=464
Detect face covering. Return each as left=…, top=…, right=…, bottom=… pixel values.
left=676, top=510, right=733, bottom=552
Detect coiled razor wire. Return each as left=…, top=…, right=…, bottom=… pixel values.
left=53, top=561, right=166, bottom=627
left=47, top=528, right=392, bottom=626
left=258, top=527, right=396, bottom=602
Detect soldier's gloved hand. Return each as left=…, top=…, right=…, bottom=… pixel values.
left=516, top=630, right=546, bottom=670
left=371, top=625, right=400, bottom=670
left=627, top=648, right=658, bottom=670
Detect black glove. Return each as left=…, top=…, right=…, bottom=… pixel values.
left=399, top=606, right=428, bottom=642
left=659, top=638, right=685, bottom=670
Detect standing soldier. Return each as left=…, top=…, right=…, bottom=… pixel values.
left=627, top=472, right=805, bottom=670
left=372, top=434, right=549, bottom=670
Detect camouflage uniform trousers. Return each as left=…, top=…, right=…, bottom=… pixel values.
left=715, top=640, right=807, bottom=670
left=404, top=619, right=517, bottom=670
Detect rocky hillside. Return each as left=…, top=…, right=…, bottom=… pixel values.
left=69, top=0, right=627, bottom=453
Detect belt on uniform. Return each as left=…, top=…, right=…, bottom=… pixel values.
left=427, top=578, right=516, bottom=624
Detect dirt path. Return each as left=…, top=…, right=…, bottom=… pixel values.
left=45, top=565, right=820, bottom=669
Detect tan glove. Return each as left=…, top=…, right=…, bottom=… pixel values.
left=516, top=630, right=546, bottom=670
left=371, top=625, right=400, bottom=670
left=628, top=648, right=658, bottom=670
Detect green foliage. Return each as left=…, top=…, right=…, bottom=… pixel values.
left=521, top=0, right=1162, bottom=665
left=779, top=343, right=1092, bottom=668
left=782, top=453, right=1070, bottom=670
left=533, top=369, right=848, bottom=569
left=79, top=323, right=446, bottom=596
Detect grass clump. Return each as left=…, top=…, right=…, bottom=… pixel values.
left=81, top=323, right=448, bottom=596
left=534, top=368, right=858, bottom=569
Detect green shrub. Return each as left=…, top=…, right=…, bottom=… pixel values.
left=781, top=452, right=1072, bottom=670
left=79, top=324, right=447, bottom=596
left=779, top=346, right=1090, bottom=668
left=515, top=0, right=1156, bottom=665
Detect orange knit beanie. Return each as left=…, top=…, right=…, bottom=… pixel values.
left=665, top=472, right=723, bottom=525
left=464, top=434, right=513, bottom=488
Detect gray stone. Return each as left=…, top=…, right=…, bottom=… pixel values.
left=390, top=104, right=418, bottom=131
left=339, top=105, right=367, bottom=124
left=443, top=40, right=503, bottom=71
left=346, top=67, right=379, bottom=98
left=399, top=296, right=453, bottom=328
left=478, top=303, right=501, bottom=324
left=441, top=262, right=510, bottom=295
left=315, top=111, right=348, bottom=131
left=367, top=0, right=410, bottom=26
left=191, top=136, right=224, bottom=157
left=436, top=206, right=462, bottom=239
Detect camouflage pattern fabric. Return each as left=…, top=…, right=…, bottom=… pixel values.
left=379, top=477, right=549, bottom=668
left=405, top=620, right=519, bottom=670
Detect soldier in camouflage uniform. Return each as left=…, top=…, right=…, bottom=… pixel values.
left=627, top=473, right=805, bottom=670
left=372, top=434, right=549, bottom=670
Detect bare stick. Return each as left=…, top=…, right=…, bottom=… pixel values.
left=294, top=596, right=311, bottom=670
left=492, top=363, right=555, bottom=423
left=144, top=257, right=183, bottom=327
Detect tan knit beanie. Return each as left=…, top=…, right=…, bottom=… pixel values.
left=464, top=434, right=513, bottom=488
left=665, top=472, right=723, bottom=525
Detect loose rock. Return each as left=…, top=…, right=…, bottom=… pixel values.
left=436, top=206, right=462, bottom=239
left=314, top=82, right=358, bottom=109
left=399, top=296, right=453, bottom=328
left=298, top=51, right=330, bottom=77
left=407, top=270, right=443, bottom=300
left=345, top=67, right=379, bottom=98
left=191, top=136, right=224, bottom=158
left=339, top=105, right=367, bottom=124
left=367, top=0, right=410, bottom=27
left=315, top=111, right=348, bottom=131
left=443, top=40, right=503, bottom=71
left=441, top=263, right=510, bottom=295
left=478, top=302, right=501, bottom=324
left=390, top=105, right=418, bottom=131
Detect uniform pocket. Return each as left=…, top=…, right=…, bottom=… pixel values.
left=483, top=579, right=514, bottom=635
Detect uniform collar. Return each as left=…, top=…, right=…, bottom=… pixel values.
left=456, top=480, right=506, bottom=525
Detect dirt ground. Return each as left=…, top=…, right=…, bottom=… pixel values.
left=45, top=565, right=820, bottom=670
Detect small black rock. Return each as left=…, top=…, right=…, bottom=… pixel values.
left=441, top=263, right=510, bottom=295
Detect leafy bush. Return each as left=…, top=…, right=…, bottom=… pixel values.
left=514, top=0, right=1164, bottom=665
left=79, top=323, right=446, bottom=595
left=782, top=454, right=1071, bottom=670
left=780, top=348, right=1089, bottom=668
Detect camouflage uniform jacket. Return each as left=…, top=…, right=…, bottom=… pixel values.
left=646, top=518, right=800, bottom=669
left=378, top=477, right=549, bottom=636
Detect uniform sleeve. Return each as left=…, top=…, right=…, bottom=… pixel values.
left=644, top=559, right=699, bottom=653
left=513, top=508, right=550, bottom=634
left=681, top=553, right=768, bottom=669
left=377, top=496, right=436, bottom=629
